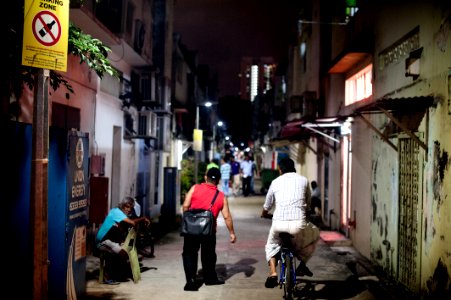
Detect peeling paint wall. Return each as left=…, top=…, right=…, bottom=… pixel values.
left=423, top=103, right=451, bottom=297
left=369, top=112, right=399, bottom=278
left=371, top=1, right=451, bottom=296
left=349, top=117, right=372, bottom=258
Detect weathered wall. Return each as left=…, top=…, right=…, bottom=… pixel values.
left=372, top=1, right=451, bottom=296
left=369, top=113, right=399, bottom=278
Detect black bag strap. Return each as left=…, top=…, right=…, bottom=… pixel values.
left=208, top=190, right=220, bottom=211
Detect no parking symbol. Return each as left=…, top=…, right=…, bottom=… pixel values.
left=32, top=11, right=61, bottom=46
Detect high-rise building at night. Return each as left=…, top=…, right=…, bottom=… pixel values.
left=239, top=57, right=276, bottom=101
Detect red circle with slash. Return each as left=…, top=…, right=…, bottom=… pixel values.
left=32, top=11, right=61, bottom=46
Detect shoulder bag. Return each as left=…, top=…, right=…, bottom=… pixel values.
left=181, top=190, right=219, bottom=236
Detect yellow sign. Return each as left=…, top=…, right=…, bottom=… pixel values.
left=22, top=0, right=69, bottom=71
left=193, top=129, right=203, bottom=152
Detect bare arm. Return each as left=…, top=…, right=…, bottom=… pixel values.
left=122, top=216, right=149, bottom=227
left=181, top=185, right=196, bottom=213
left=221, top=197, right=236, bottom=243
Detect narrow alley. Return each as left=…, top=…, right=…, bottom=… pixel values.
left=83, top=189, right=411, bottom=300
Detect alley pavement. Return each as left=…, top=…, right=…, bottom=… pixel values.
left=82, top=191, right=413, bottom=300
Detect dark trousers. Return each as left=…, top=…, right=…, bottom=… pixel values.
left=242, top=176, right=252, bottom=196
left=182, top=234, right=218, bottom=283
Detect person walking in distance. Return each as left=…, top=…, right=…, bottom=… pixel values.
left=181, top=167, right=237, bottom=291
left=229, top=155, right=241, bottom=196
left=220, top=156, right=231, bottom=196
left=240, top=154, right=253, bottom=197
left=261, top=158, right=320, bottom=288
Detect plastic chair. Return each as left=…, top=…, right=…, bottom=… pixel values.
left=122, top=227, right=141, bottom=283
left=98, top=227, right=141, bottom=283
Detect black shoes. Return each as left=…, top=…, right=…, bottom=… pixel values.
left=264, top=275, right=278, bottom=288
left=204, top=279, right=225, bottom=286
left=184, top=282, right=199, bottom=291
left=295, top=261, right=313, bottom=277
left=184, top=278, right=225, bottom=290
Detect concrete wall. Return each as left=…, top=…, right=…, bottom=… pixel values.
left=372, top=1, right=451, bottom=295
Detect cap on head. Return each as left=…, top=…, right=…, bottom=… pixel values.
left=206, top=167, right=221, bottom=181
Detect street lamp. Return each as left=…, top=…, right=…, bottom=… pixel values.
left=211, top=121, right=224, bottom=161
left=193, top=101, right=214, bottom=183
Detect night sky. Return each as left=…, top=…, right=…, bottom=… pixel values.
left=173, top=0, right=301, bottom=98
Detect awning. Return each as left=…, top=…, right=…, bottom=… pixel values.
left=328, top=52, right=372, bottom=74
left=355, top=96, right=434, bottom=114
left=270, top=116, right=350, bottom=149
left=301, top=116, right=350, bottom=143
left=353, top=96, right=434, bottom=152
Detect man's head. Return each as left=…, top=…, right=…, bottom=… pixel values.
left=206, top=167, right=221, bottom=185
left=119, top=197, right=135, bottom=215
left=311, top=181, right=317, bottom=189
left=278, top=158, right=296, bottom=174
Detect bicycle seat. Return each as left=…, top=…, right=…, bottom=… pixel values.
left=278, top=232, right=294, bottom=248
left=278, top=232, right=294, bottom=239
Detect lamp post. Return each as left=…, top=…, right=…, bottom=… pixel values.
left=193, top=101, right=213, bottom=183
left=193, top=105, right=200, bottom=184
left=211, top=121, right=223, bottom=160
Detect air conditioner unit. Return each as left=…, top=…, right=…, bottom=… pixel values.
left=134, top=19, right=146, bottom=54
left=138, top=111, right=157, bottom=138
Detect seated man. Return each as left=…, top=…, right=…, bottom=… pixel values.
left=95, top=197, right=149, bottom=283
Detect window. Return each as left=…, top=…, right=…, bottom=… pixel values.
left=345, top=64, right=372, bottom=105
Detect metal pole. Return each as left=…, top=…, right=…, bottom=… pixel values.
left=194, top=105, right=199, bottom=183
left=31, top=68, right=49, bottom=300
left=196, top=105, right=199, bottom=130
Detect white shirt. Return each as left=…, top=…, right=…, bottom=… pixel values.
left=263, top=172, right=310, bottom=224
left=240, top=160, right=253, bottom=178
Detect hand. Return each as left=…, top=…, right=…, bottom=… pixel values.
left=261, top=210, right=273, bottom=219
left=229, top=233, right=237, bottom=243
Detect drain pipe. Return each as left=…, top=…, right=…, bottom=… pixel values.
left=329, top=209, right=335, bottom=229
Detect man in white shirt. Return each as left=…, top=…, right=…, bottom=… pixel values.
left=240, top=154, right=253, bottom=197
left=261, top=158, right=320, bottom=288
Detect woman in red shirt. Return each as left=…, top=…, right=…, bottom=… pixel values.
left=181, top=167, right=237, bottom=291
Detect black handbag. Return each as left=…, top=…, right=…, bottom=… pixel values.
left=181, top=190, right=219, bottom=236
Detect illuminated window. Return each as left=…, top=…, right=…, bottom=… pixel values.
left=345, top=0, right=359, bottom=18
left=250, top=65, right=258, bottom=102
left=345, top=64, right=372, bottom=105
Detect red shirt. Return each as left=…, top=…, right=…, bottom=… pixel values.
left=189, top=183, right=224, bottom=227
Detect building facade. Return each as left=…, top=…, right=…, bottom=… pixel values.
left=275, top=0, right=451, bottom=297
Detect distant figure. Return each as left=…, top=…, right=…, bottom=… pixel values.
left=310, top=181, right=321, bottom=215
left=240, top=154, right=253, bottom=197
left=220, top=157, right=231, bottom=196
left=249, top=157, right=257, bottom=194
left=229, top=156, right=241, bottom=196
left=206, top=158, right=219, bottom=170
left=309, top=181, right=322, bottom=226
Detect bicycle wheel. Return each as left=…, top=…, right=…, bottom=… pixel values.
left=283, top=255, right=294, bottom=299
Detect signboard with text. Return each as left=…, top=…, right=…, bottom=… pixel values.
left=22, top=0, right=69, bottom=71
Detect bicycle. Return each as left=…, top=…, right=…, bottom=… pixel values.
left=278, top=232, right=297, bottom=299
left=262, top=213, right=297, bottom=299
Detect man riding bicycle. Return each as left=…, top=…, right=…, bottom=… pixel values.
left=261, top=157, right=320, bottom=288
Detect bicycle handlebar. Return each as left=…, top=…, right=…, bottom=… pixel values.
left=261, top=212, right=273, bottom=219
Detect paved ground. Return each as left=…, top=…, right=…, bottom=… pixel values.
left=81, top=193, right=412, bottom=300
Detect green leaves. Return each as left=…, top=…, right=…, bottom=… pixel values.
left=68, top=23, right=119, bottom=80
